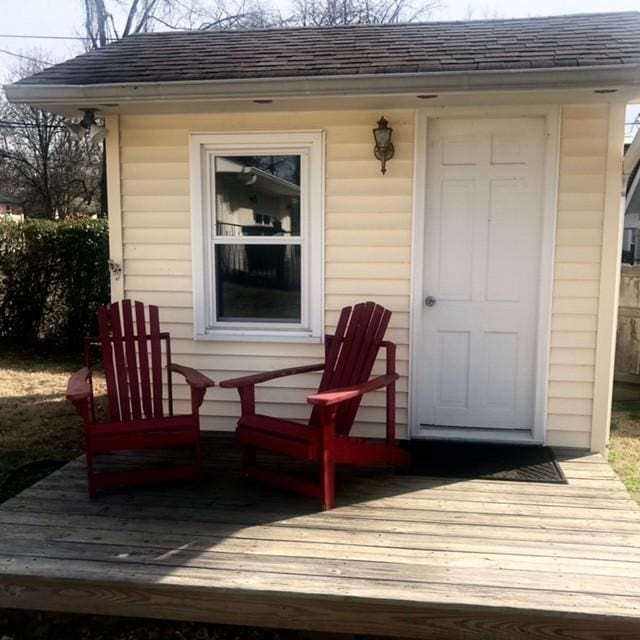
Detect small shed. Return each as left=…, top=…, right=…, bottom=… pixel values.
left=7, top=11, right=640, bottom=453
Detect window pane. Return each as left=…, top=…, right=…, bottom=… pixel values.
left=215, top=244, right=301, bottom=323
left=215, top=155, right=301, bottom=237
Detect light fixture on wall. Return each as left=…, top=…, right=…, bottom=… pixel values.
left=373, top=116, right=394, bottom=175
left=66, top=109, right=109, bottom=144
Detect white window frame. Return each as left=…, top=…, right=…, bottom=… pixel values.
left=189, top=130, right=325, bottom=342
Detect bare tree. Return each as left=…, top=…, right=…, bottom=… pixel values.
left=83, top=0, right=165, bottom=47
left=81, top=0, right=436, bottom=40
left=82, top=0, right=281, bottom=43
left=289, top=0, right=442, bottom=27
left=0, top=58, right=103, bottom=218
left=168, top=0, right=283, bottom=31
left=462, top=5, right=505, bottom=20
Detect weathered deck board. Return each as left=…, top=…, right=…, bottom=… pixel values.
left=0, top=435, right=639, bottom=640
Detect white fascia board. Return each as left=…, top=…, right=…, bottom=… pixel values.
left=4, top=63, right=640, bottom=106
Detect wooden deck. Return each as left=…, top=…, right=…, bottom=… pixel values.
left=0, top=434, right=639, bottom=640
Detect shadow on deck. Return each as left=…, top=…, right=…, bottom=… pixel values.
left=0, top=433, right=639, bottom=640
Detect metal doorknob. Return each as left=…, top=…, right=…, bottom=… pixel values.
left=425, top=296, right=437, bottom=307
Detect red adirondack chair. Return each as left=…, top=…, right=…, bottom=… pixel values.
left=66, top=299, right=215, bottom=497
left=220, top=302, right=410, bottom=509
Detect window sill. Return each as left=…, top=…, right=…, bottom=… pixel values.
left=195, top=329, right=322, bottom=344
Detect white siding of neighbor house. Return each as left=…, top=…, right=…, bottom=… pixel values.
left=109, top=102, right=621, bottom=449
left=116, top=110, right=414, bottom=437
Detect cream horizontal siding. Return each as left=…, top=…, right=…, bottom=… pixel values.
left=547, top=104, right=610, bottom=450
left=118, top=110, right=414, bottom=437
left=115, top=103, right=618, bottom=450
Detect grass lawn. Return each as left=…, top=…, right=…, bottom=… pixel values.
left=610, top=401, right=640, bottom=503
left=0, top=350, right=107, bottom=502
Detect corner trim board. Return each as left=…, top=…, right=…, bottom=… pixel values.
left=105, top=115, right=124, bottom=301
left=591, top=103, right=626, bottom=453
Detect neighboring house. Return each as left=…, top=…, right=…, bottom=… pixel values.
left=6, top=11, right=640, bottom=453
left=623, top=137, right=640, bottom=263
left=0, top=192, right=24, bottom=221
left=615, top=131, right=640, bottom=378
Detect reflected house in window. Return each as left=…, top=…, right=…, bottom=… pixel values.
left=0, top=193, right=24, bottom=222
left=214, top=156, right=302, bottom=323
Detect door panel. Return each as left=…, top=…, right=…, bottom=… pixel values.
left=439, top=180, right=474, bottom=300
left=486, top=179, right=524, bottom=301
left=419, top=117, right=545, bottom=431
left=436, top=331, right=470, bottom=408
left=484, top=331, right=518, bottom=410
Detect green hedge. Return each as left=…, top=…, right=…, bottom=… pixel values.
left=0, top=218, right=109, bottom=348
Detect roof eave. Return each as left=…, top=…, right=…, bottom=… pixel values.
left=5, top=64, right=640, bottom=106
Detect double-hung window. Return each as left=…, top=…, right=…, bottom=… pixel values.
left=190, top=131, right=324, bottom=341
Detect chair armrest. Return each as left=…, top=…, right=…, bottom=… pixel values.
left=168, top=363, right=215, bottom=390
left=66, top=367, right=91, bottom=403
left=220, top=363, right=325, bottom=389
left=307, top=373, right=399, bottom=407
left=66, top=368, right=92, bottom=424
left=169, top=363, right=215, bottom=412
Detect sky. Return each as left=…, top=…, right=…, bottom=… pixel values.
left=0, top=0, right=638, bottom=129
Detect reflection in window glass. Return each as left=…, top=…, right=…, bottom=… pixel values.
left=215, top=245, right=301, bottom=322
left=215, top=156, right=301, bottom=237
left=212, top=154, right=303, bottom=325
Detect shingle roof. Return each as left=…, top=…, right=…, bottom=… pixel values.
left=0, top=193, right=20, bottom=204
left=15, top=12, right=640, bottom=87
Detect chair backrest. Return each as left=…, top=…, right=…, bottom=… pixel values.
left=311, top=301, right=392, bottom=436
left=85, top=299, right=172, bottom=423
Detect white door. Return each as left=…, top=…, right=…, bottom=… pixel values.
left=419, top=117, right=545, bottom=432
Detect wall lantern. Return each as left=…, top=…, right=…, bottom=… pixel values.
left=373, top=116, right=394, bottom=175
left=66, top=109, right=109, bottom=144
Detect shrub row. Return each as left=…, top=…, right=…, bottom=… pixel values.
left=0, top=218, right=109, bottom=348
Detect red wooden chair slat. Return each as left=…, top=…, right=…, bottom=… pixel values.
left=334, top=303, right=385, bottom=430
left=220, top=301, right=410, bottom=510
left=122, top=300, right=142, bottom=421
left=339, top=307, right=391, bottom=434
left=135, top=300, right=153, bottom=420
left=311, top=303, right=366, bottom=429
left=97, top=307, right=120, bottom=422
left=109, top=302, right=132, bottom=422
left=329, top=303, right=365, bottom=390
left=66, top=299, right=215, bottom=497
left=310, top=309, right=351, bottom=427
left=149, top=304, right=164, bottom=418
left=319, top=307, right=350, bottom=391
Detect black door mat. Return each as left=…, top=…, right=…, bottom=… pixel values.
left=399, top=440, right=567, bottom=484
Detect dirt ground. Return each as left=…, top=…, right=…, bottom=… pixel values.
left=0, top=609, right=311, bottom=640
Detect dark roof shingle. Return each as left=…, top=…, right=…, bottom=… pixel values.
left=15, top=11, right=640, bottom=87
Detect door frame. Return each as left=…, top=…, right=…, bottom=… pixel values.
left=409, top=105, right=561, bottom=444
